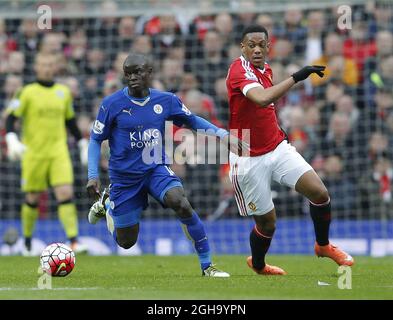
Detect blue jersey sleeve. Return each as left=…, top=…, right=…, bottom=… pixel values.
left=168, top=94, right=196, bottom=127
left=87, top=138, right=102, bottom=180
left=90, top=100, right=114, bottom=141
left=169, top=94, right=228, bottom=138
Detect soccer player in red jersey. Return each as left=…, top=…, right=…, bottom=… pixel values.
left=226, top=25, right=354, bottom=275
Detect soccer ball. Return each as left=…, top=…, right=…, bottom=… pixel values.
left=40, top=243, right=75, bottom=277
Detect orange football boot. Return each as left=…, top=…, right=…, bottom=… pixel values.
left=246, top=256, right=287, bottom=275
left=314, top=243, right=354, bottom=266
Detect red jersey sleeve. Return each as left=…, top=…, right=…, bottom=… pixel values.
left=227, top=58, right=263, bottom=96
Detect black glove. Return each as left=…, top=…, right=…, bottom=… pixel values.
left=292, top=65, right=326, bottom=83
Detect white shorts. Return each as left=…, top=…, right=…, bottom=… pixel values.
left=229, top=140, right=313, bottom=216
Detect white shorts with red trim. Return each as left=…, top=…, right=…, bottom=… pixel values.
left=229, top=140, right=313, bottom=216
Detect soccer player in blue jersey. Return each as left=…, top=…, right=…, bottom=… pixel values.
left=86, top=53, right=245, bottom=277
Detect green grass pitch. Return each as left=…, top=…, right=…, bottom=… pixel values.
left=0, top=255, right=392, bottom=300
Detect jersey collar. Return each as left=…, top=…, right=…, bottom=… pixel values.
left=123, top=87, right=151, bottom=106
left=240, top=55, right=265, bottom=74
left=36, top=79, right=55, bottom=87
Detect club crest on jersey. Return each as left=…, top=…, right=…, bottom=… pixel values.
left=56, top=90, right=65, bottom=98
left=153, top=104, right=163, bottom=114
left=93, top=120, right=105, bottom=134
left=244, top=71, right=258, bottom=81
left=248, top=202, right=257, bottom=212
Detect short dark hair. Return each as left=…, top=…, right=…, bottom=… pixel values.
left=123, top=53, right=153, bottom=69
left=241, top=25, right=269, bottom=41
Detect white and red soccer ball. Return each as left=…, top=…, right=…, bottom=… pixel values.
left=40, top=243, right=75, bottom=277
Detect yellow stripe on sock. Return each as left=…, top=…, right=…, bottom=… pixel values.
left=180, top=223, right=194, bottom=244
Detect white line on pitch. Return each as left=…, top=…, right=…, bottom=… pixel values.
left=0, top=287, right=100, bottom=291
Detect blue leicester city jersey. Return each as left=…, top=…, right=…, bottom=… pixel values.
left=90, top=87, right=195, bottom=181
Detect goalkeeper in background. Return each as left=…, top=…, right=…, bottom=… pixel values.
left=5, top=53, right=89, bottom=256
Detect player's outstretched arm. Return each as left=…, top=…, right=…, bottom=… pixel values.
left=170, top=95, right=248, bottom=153
left=188, top=116, right=249, bottom=154
left=86, top=138, right=102, bottom=201
left=246, top=65, right=325, bottom=107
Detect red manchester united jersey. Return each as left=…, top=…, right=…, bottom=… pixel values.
left=226, top=56, right=286, bottom=156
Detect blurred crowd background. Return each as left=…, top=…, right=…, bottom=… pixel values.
left=0, top=0, right=392, bottom=221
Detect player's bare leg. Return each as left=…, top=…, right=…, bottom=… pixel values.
left=21, top=192, right=41, bottom=256
left=115, top=224, right=139, bottom=249
left=295, top=170, right=354, bottom=266
left=86, top=187, right=135, bottom=250
left=247, top=210, right=286, bottom=275
left=88, top=189, right=140, bottom=250
left=54, top=184, right=87, bottom=254
left=164, top=187, right=230, bottom=277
